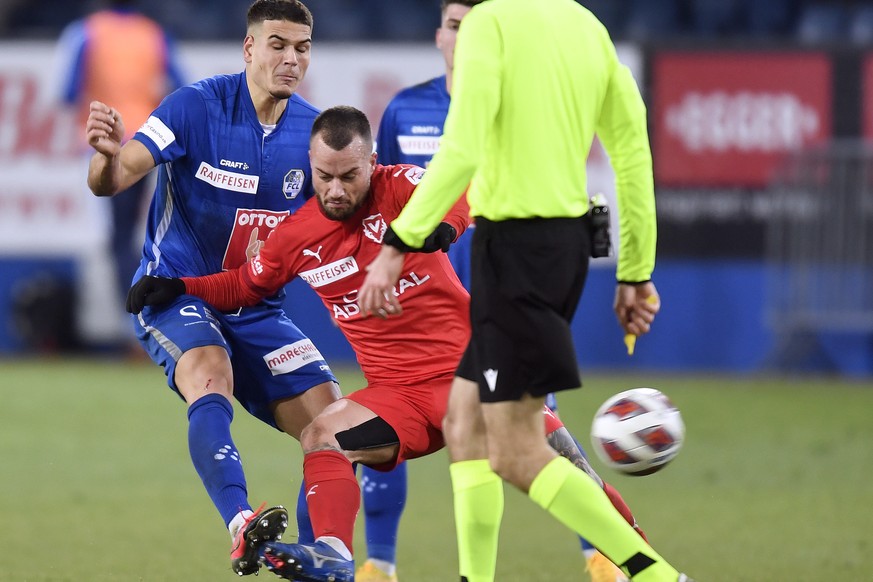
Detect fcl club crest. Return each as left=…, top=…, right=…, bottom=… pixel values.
left=362, top=214, right=387, bottom=244
left=283, top=169, right=305, bottom=200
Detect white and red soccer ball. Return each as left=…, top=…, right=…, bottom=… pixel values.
left=590, top=388, right=685, bottom=476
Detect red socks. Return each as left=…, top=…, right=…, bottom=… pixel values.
left=302, top=450, right=360, bottom=552
left=602, top=481, right=649, bottom=543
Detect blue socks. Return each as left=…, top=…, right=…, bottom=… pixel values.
left=187, top=393, right=249, bottom=527
left=361, top=462, right=407, bottom=563
left=296, top=478, right=315, bottom=544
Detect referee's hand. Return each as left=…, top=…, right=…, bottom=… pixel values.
left=614, top=281, right=660, bottom=337
left=126, top=275, right=186, bottom=314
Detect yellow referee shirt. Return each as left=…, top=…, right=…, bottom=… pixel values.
left=390, top=0, right=656, bottom=283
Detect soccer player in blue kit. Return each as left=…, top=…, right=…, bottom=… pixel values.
left=357, top=2, right=637, bottom=581
left=85, top=0, right=340, bottom=576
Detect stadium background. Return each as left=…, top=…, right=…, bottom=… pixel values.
left=1, top=3, right=872, bottom=581
left=1, top=0, right=872, bottom=377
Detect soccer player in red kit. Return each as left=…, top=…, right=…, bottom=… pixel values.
left=126, top=105, right=645, bottom=582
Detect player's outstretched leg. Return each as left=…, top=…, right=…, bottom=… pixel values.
left=186, top=393, right=279, bottom=575
left=356, top=462, right=407, bottom=581
left=259, top=540, right=354, bottom=582
left=262, top=449, right=358, bottom=580
left=528, top=456, right=685, bottom=581
left=230, top=505, right=289, bottom=576
left=547, top=423, right=634, bottom=581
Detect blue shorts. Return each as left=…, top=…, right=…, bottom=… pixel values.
left=132, top=295, right=337, bottom=428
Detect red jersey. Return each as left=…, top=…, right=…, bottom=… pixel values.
left=184, top=165, right=471, bottom=385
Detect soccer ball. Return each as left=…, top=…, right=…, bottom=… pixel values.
left=590, top=387, right=685, bottom=476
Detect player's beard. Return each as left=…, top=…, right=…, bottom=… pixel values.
left=317, top=193, right=366, bottom=221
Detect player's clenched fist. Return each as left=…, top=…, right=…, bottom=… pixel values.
left=86, top=100, right=125, bottom=157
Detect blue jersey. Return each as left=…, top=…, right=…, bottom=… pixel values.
left=376, top=76, right=450, bottom=168
left=134, top=72, right=318, bottom=306
left=131, top=72, right=335, bottom=423
left=376, top=75, right=477, bottom=287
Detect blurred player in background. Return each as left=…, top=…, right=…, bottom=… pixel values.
left=361, top=2, right=629, bottom=580
left=84, top=0, right=341, bottom=576
left=360, top=0, right=695, bottom=580
left=126, top=105, right=649, bottom=582
left=56, top=0, right=185, bottom=351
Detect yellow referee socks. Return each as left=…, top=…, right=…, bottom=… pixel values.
left=449, top=459, right=504, bottom=582
left=529, top=456, right=680, bottom=581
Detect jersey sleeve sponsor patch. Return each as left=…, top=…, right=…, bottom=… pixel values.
left=403, top=166, right=426, bottom=185
left=139, top=115, right=176, bottom=151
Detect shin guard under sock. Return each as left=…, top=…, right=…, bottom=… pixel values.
left=187, top=393, right=249, bottom=526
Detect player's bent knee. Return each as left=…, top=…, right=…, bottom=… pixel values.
left=175, top=346, right=233, bottom=401
left=299, top=415, right=399, bottom=455
left=299, top=420, right=331, bottom=450
left=335, top=417, right=400, bottom=451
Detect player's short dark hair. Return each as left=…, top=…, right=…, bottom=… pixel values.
left=247, top=0, right=313, bottom=29
left=440, top=0, right=485, bottom=14
left=311, top=106, right=373, bottom=151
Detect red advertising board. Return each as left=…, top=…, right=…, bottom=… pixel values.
left=652, top=52, right=832, bottom=187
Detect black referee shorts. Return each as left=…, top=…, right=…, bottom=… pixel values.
left=456, top=215, right=591, bottom=403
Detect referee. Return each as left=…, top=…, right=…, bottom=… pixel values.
left=359, top=0, right=691, bottom=580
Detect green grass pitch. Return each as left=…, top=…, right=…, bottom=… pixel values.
left=1, top=357, right=870, bottom=581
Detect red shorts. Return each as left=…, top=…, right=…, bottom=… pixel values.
left=345, top=372, right=453, bottom=471
left=346, top=374, right=565, bottom=471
